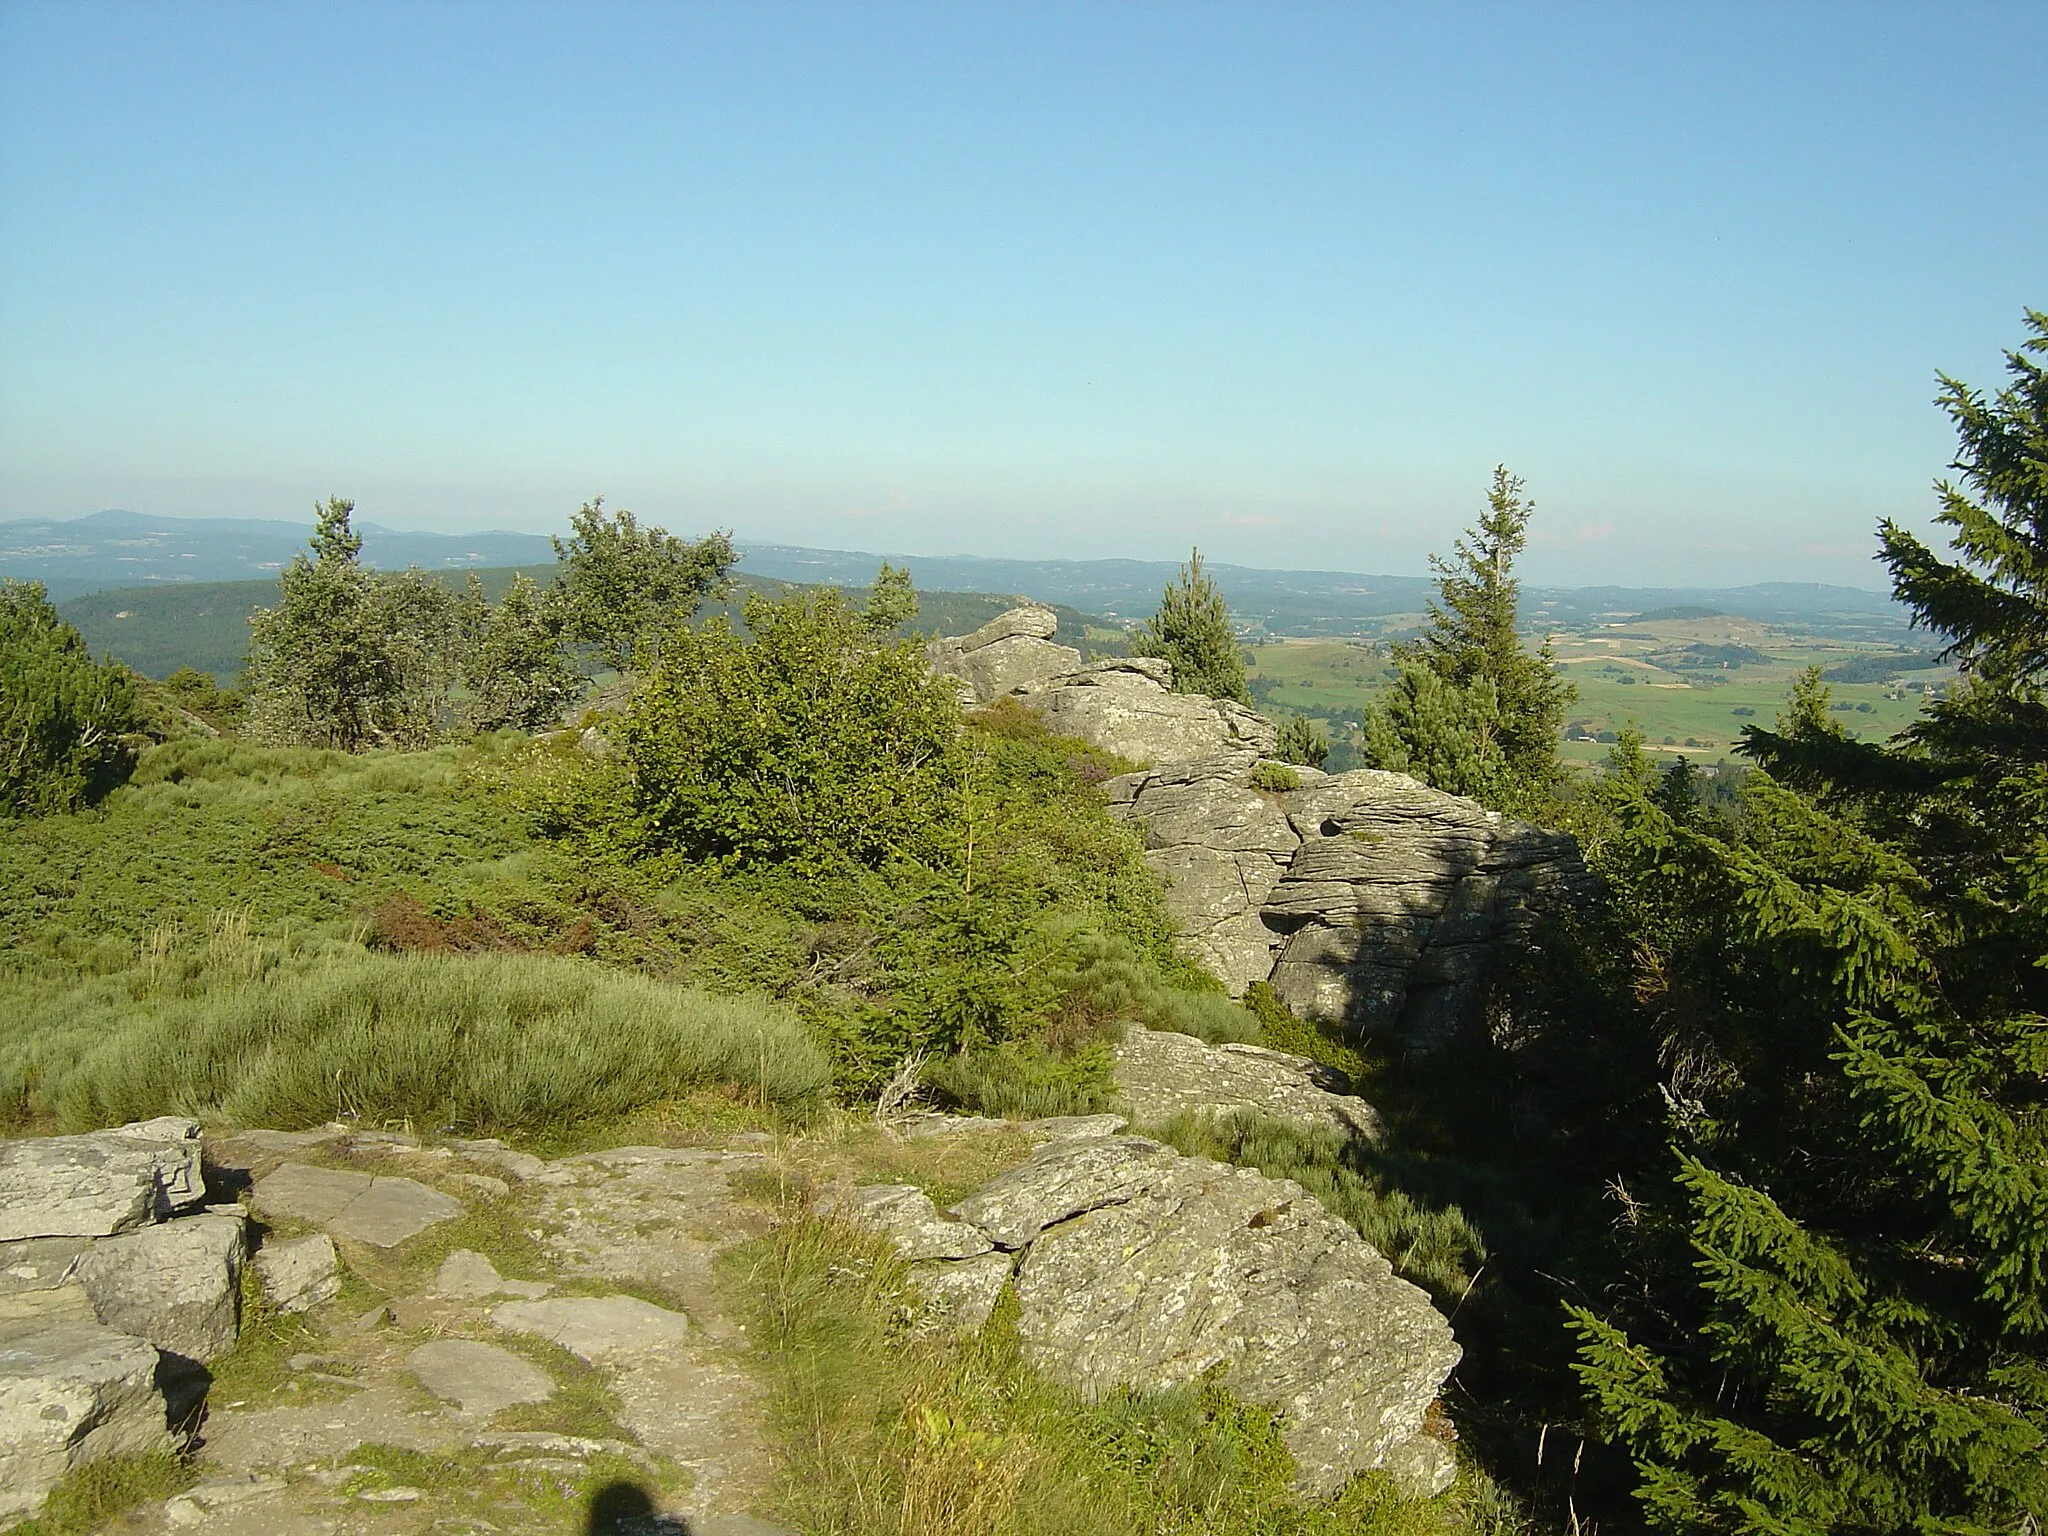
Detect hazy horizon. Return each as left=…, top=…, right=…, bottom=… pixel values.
left=4, top=3, right=2043, bottom=590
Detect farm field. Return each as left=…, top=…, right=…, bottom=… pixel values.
left=1248, top=609, right=1951, bottom=771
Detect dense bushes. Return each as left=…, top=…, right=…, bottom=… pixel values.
left=618, top=584, right=965, bottom=869
left=1, top=580, right=140, bottom=816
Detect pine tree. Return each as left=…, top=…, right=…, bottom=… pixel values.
left=1366, top=467, right=1574, bottom=810
left=1567, top=314, right=2048, bottom=1532
left=1131, top=548, right=1249, bottom=703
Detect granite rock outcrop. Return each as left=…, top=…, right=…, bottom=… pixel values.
left=927, top=606, right=1595, bottom=1048
left=835, top=1132, right=1460, bottom=1497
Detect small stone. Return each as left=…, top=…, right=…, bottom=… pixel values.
left=490, top=1295, right=690, bottom=1362
left=821, top=1186, right=992, bottom=1261
left=161, top=1475, right=287, bottom=1527
left=254, top=1233, right=341, bottom=1314
left=347, top=1303, right=389, bottom=1333
left=407, top=1339, right=555, bottom=1416
left=445, top=1172, right=512, bottom=1199
left=254, top=1163, right=463, bottom=1247
left=435, top=1249, right=553, bottom=1301
left=357, top=1485, right=426, bottom=1502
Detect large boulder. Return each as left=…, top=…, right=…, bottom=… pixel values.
left=1109, top=760, right=1592, bottom=1047
left=1016, top=659, right=1277, bottom=767
left=1113, top=1029, right=1381, bottom=1142
left=0, top=1118, right=207, bottom=1241
left=0, top=1323, right=178, bottom=1519
left=835, top=1134, right=1460, bottom=1498
left=926, top=606, right=1082, bottom=704
left=1006, top=1143, right=1459, bottom=1498
left=1260, top=771, right=1592, bottom=1047
left=72, top=1212, right=246, bottom=1364
left=1103, top=761, right=1301, bottom=990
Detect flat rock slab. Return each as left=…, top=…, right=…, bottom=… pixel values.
left=407, top=1339, right=554, bottom=1416
left=492, top=1295, right=690, bottom=1361
left=0, top=1322, right=177, bottom=1519
left=0, top=1117, right=206, bottom=1241
left=254, top=1163, right=462, bottom=1247
left=435, top=1248, right=551, bottom=1301
left=1115, top=1028, right=1383, bottom=1142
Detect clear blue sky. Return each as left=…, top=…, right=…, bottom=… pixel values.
left=2, top=2, right=2043, bottom=587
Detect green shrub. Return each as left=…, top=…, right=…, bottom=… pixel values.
left=619, top=584, right=965, bottom=869
left=1249, top=761, right=1302, bottom=792
left=0, top=948, right=830, bottom=1138
left=1275, top=715, right=1330, bottom=770
left=924, top=1039, right=1118, bottom=1120
left=1243, top=981, right=1366, bottom=1080
left=1, top=580, right=141, bottom=816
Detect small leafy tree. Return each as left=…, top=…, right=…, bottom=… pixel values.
left=458, top=573, right=580, bottom=732
left=1, top=580, right=140, bottom=815
left=243, top=498, right=401, bottom=751
left=551, top=497, right=735, bottom=672
left=1367, top=468, right=1574, bottom=810
left=1131, top=548, right=1249, bottom=703
left=619, top=579, right=964, bottom=869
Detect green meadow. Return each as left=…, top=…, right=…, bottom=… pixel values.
left=1249, top=610, right=1949, bottom=768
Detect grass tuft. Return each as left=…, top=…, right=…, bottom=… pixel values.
left=10, top=1453, right=195, bottom=1536
left=0, top=948, right=831, bottom=1137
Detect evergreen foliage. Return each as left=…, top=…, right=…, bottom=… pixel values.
left=1132, top=547, right=1250, bottom=703
left=1365, top=468, right=1573, bottom=812
left=1566, top=314, right=2048, bottom=1533
left=550, top=496, right=735, bottom=671
left=1362, top=664, right=1509, bottom=806
left=1275, top=712, right=1330, bottom=769
left=1, top=580, right=140, bottom=816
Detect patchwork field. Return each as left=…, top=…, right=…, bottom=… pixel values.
left=1248, top=609, right=1951, bottom=770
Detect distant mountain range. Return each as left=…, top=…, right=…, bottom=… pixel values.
left=4, top=509, right=1911, bottom=640
left=0, top=510, right=561, bottom=599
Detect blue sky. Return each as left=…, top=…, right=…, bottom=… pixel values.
left=2, top=2, right=2043, bottom=587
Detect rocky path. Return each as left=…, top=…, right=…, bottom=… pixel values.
left=4, top=1119, right=797, bottom=1536
left=4, top=1029, right=1462, bottom=1533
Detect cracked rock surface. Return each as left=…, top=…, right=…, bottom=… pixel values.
left=837, top=1132, right=1460, bottom=1498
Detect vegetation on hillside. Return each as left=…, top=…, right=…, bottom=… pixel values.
left=2, top=580, right=141, bottom=816
left=5, top=319, right=2047, bottom=1533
